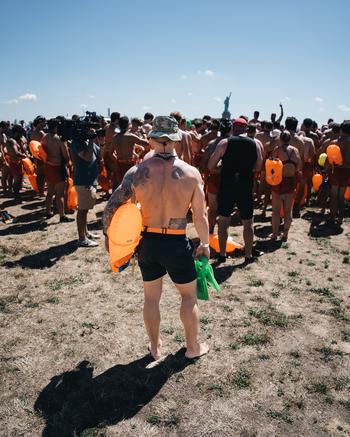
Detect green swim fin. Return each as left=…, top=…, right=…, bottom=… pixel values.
left=195, top=256, right=220, bottom=301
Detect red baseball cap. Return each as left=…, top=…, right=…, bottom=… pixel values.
left=232, top=117, right=248, bottom=126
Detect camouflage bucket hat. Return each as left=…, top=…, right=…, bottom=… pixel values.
left=148, top=116, right=182, bottom=141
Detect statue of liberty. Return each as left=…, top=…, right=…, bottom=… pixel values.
left=222, top=92, right=232, bottom=119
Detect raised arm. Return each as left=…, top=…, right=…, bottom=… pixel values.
left=277, top=103, right=284, bottom=123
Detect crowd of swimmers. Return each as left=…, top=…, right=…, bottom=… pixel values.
left=0, top=110, right=349, bottom=252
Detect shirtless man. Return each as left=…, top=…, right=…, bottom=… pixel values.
left=103, top=116, right=209, bottom=360
left=271, top=103, right=284, bottom=126
left=200, top=118, right=232, bottom=233
left=111, top=116, right=148, bottom=187
left=255, top=121, right=275, bottom=214
left=296, top=133, right=315, bottom=204
left=327, top=120, right=350, bottom=225
left=247, top=124, right=264, bottom=199
left=6, top=125, right=26, bottom=200
left=0, top=121, right=11, bottom=193
left=302, top=118, right=320, bottom=151
left=283, top=117, right=305, bottom=216
left=143, top=112, right=154, bottom=135
left=249, top=111, right=260, bottom=125
left=30, top=116, right=46, bottom=196
left=41, top=119, right=73, bottom=221
left=104, top=112, right=120, bottom=189
left=170, top=112, right=192, bottom=164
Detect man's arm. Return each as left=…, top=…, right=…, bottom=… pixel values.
left=294, top=148, right=302, bottom=172
left=59, top=138, right=71, bottom=164
left=130, top=134, right=149, bottom=148
left=77, top=138, right=95, bottom=162
left=182, top=133, right=192, bottom=164
left=102, top=166, right=137, bottom=236
left=253, top=140, right=263, bottom=172
left=277, top=104, right=284, bottom=123
left=208, top=139, right=227, bottom=172
left=191, top=169, right=210, bottom=258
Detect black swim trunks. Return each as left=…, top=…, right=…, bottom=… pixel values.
left=218, top=179, right=254, bottom=220
left=137, top=232, right=196, bottom=284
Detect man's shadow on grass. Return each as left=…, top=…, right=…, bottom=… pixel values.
left=308, top=222, right=343, bottom=238
left=2, top=240, right=78, bottom=269
left=34, top=349, right=194, bottom=437
left=0, top=220, right=49, bottom=236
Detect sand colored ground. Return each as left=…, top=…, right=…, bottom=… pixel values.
left=0, top=187, right=349, bottom=437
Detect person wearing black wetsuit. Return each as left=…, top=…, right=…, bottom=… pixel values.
left=208, top=118, right=263, bottom=263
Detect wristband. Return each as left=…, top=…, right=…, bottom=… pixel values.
left=199, top=243, right=209, bottom=248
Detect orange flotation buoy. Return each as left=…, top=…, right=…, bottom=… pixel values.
left=98, top=166, right=110, bottom=191
left=312, top=173, right=323, bottom=192
left=326, top=144, right=343, bottom=166
left=29, top=140, right=47, bottom=162
left=265, top=159, right=283, bottom=186
left=345, top=186, right=350, bottom=201
left=209, top=234, right=242, bottom=253
left=21, top=158, right=39, bottom=192
left=66, top=177, right=78, bottom=210
left=28, top=176, right=39, bottom=192
left=107, top=203, right=142, bottom=272
left=22, top=157, right=36, bottom=177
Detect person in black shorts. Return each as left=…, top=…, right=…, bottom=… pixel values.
left=103, top=116, right=210, bottom=361
left=208, top=118, right=262, bottom=263
left=138, top=233, right=196, bottom=284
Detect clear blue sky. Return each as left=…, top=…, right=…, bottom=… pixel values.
left=1, top=0, right=350, bottom=124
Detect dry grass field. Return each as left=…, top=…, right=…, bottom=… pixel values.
left=1, top=186, right=350, bottom=437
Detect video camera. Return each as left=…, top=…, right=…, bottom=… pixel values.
left=57, top=112, right=105, bottom=142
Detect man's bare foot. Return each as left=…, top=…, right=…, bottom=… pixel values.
left=185, top=342, right=209, bottom=359
left=148, top=339, right=162, bottom=360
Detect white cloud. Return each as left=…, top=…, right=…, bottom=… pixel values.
left=143, top=105, right=152, bottom=110
left=2, top=92, right=37, bottom=104
left=197, top=69, right=214, bottom=77
left=3, top=99, right=18, bottom=104
left=338, top=104, right=350, bottom=112
left=170, top=98, right=177, bottom=104
left=89, top=95, right=95, bottom=99
left=213, top=97, right=222, bottom=102
left=187, top=92, right=193, bottom=97
left=80, top=104, right=87, bottom=109
left=314, top=97, right=323, bottom=103
left=19, top=93, right=37, bottom=101
left=281, top=96, right=291, bottom=102
left=204, top=69, right=214, bottom=77
left=180, top=74, right=188, bottom=80
left=319, top=108, right=326, bottom=112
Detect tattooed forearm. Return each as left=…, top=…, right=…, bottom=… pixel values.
left=168, top=218, right=187, bottom=229
left=102, top=170, right=135, bottom=233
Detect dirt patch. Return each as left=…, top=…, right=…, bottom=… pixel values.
left=1, top=190, right=350, bottom=436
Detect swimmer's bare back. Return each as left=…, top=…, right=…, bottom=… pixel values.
left=103, top=155, right=201, bottom=232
